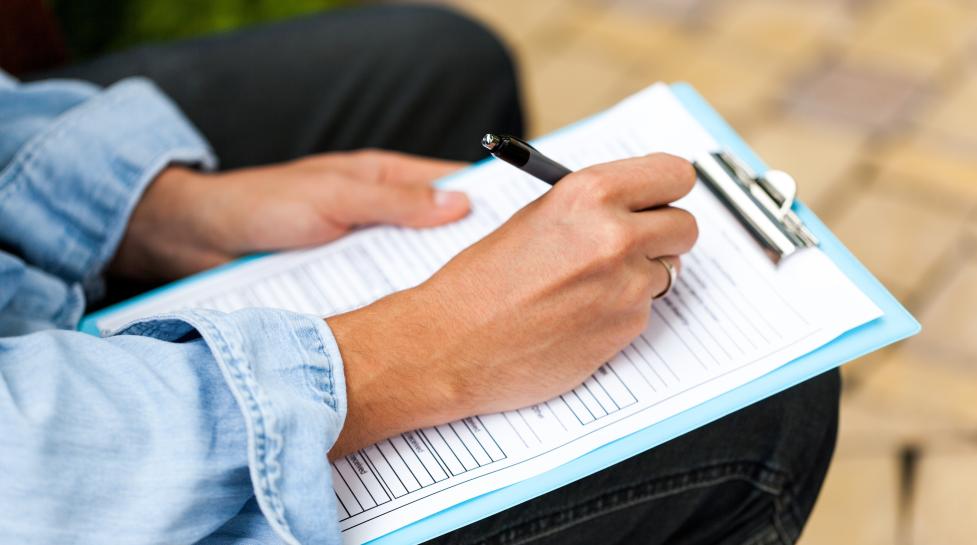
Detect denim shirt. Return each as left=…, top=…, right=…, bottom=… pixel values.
left=0, top=70, right=348, bottom=545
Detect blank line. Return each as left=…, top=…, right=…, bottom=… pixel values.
left=672, top=283, right=735, bottom=360
left=374, top=445, right=409, bottom=498
left=607, top=360, right=641, bottom=403
left=581, top=380, right=614, bottom=414
left=388, top=439, right=423, bottom=490
left=622, top=349, right=658, bottom=390
left=591, top=369, right=623, bottom=410
left=335, top=491, right=350, bottom=520
left=447, top=423, right=480, bottom=467
left=501, top=412, right=529, bottom=449
left=350, top=454, right=380, bottom=506
left=662, top=295, right=723, bottom=366
left=417, top=430, right=452, bottom=478
left=677, top=276, right=747, bottom=354
left=543, top=400, right=569, bottom=432
left=476, top=416, right=507, bottom=459
left=571, top=390, right=598, bottom=421
left=683, top=268, right=756, bottom=352
left=516, top=409, right=542, bottom=443
left=559, top=395, right=585, bottom=426
left=637, top=334, right=681, bottom=382
left=361, top=453, right=393, bottom=503
left=653, top=306, right=709, bottom=370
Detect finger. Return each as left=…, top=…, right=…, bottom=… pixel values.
left=631, top=206, right=699, bottom=257
left=340, top=149, right=468, bottom=185
left=575, top=153, right=696, bottom=211
left=648, top=255, right=681, bottom=299
left=335, top=181, right=471, bottom=228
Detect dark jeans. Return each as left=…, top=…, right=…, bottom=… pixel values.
left=37, top=6, right=840, bottom=544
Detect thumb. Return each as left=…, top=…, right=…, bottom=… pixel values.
left=347, top=183, right=471, bottom=228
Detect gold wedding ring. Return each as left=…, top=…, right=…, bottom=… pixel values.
left=652, top=257, right=676, bottom=300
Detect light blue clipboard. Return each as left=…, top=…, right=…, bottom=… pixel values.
left=79, top=83, right=920, bottom=544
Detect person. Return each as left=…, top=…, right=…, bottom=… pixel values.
left=0, top=5, right=840, bottom=545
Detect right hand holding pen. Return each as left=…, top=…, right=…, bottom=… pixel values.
left=327, top=153, right=698, bottom=458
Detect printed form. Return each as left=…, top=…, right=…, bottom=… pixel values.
left=93, top=84, right=882, bottom=544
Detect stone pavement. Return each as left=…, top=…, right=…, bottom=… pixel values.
left=412, top=0, right=977, bottom=542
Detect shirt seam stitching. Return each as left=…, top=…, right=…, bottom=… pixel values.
left=188, top=311, right=299, bottom=545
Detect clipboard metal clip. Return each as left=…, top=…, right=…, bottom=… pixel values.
left=694, top=150, right=819, bottom=264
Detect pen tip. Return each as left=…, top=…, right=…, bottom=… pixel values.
left=482, top=133, right=501, bottom=151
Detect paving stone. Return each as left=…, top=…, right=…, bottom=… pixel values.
left=912, top=448, right=977, bottom=545
left=827, top=183, right=968, bottom=298
left=784, top=63, right=928, bottom=131
left=798, top=454, right=900, bottom=545
left=649, top=38, right=788, bottom=125
left=836, top=368, right=977, bottom=457
left=708, top=0, right=849, bottom=67
left=873, top=134, right=977, bottom=201
left=555, top=4, right=685, bottom=67
left=523, top=40, right=637, bottom=135
left=745, top=116, right=867, bottom=212
left=857, top=345, right=977, bottom=435
left=909, top=257, right=977, bottom=367
left=606, top=0, right=718, bottom=23
left=918, top=71, right=977, bottom=151
left=846, top=0, right=976, bottom=77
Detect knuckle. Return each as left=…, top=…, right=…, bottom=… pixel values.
left=595, top=220, right=635, bottom=260
left=567, top=170, right=614, bottom=205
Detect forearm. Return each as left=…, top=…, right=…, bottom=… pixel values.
left=109, top=166, right=233, bottom=280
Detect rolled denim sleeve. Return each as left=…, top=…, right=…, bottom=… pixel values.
left=0, top=75, right=216, bottom=289
left=0, top=308, right=348, bottom=545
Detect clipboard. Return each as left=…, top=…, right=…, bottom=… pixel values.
left=353, top=83, right=921, bottom=544
left=79, top=83, right=920, bottom=544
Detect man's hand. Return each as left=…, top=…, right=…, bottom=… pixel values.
left=327, top=153, right=698, bottom=458
left=111, top=150, right=470, bottom=280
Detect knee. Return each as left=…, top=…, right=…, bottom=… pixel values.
left=394, top=6, right=520, bottom=93
left=774, top=368, right=841, bottom=518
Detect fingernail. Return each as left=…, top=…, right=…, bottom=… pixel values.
left=435, top=191, right=467, bottom=208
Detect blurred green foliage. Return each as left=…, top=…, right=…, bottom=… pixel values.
left=50, top=0, right=346, bottom=59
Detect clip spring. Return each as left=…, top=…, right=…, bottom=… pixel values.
left=694, top=151, right=818, bottom=264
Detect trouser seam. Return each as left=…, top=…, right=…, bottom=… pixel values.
left=772, top=479, right=803, bottom=544
left=475, top=461, right=790, bottom=545
left=741, top=526, right=783, bottom=545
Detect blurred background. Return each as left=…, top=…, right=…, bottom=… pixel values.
left=4, top=0, right=977, bottom=543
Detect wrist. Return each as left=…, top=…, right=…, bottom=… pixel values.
left=111, top=165, right=228, bottom=280
left=326, top=287, right=465, bottom=458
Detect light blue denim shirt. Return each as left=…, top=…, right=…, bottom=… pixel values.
left=0, top=70, right=348, bottom=545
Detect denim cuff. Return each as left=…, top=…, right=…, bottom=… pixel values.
left=0, top=77, right=216, bottom=287
left=0, top=251, right=85, bottom=335
left=116, top=308, right=348, bottom=545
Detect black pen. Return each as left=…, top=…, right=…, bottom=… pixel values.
left=482, top=133, right=572, bottom=185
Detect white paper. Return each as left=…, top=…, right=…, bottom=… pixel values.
left=94, top=84, right=882, bottom=545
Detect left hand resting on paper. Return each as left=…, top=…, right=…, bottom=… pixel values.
left=109, top=149, right=470, bottom=280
